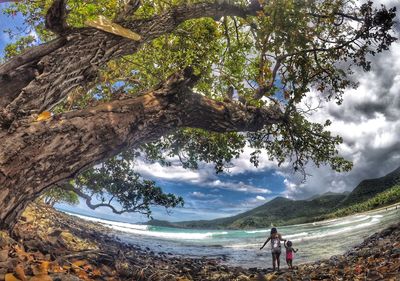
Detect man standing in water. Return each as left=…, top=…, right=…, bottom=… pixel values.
left=260, top=228, right=286, bottom=271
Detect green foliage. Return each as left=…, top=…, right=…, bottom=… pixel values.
left=340, top=166, right=400, bottom=206
left=70, top=154, right=184, bottom=217
left=142, top=129, right=246, bottom=173
left=150, top=194, right=349, bottom=229
left=4, top=35, right=37, bottom=59
left=248, top=112, right=352, bottom=174
left=1, top=0, right=397, bottom=215
left=151, top=168, right=400, bottom=229
left=42, top=186, right=79, bottom=207
left=326, top=185, right=400, bottom=219
left=155, top=185, right=400, bottom=229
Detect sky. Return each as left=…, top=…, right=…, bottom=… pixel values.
left=1, top=1, right=400, bottom=224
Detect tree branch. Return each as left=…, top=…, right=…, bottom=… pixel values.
left=45, top=0, right=69, bottom=34
left=0, top=68, right=284, bottom=200
left=0, top=1, right=262, bottom=127
left=60, top=183, right=127, bottom=214
left=122, top=1, right=262, bottom=43
left=115, top=0, right=141, bottom=23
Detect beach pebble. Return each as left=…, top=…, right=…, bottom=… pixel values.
left=0, top=251, right=8, bottom=263
left=52, top=273, right=83, bottom=281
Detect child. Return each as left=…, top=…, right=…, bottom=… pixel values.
left=260, top=227, right=286, bottom=271
left=284, top=240, right=298, bottom=269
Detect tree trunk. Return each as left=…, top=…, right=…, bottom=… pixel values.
left=0, top=1, right=260, bottom=127
left=0, top=68, right=283, bottom=230
left=0, top=1, right=265, bottom=230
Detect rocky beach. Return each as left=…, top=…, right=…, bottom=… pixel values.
left=0, top=204, right=397, bottom=280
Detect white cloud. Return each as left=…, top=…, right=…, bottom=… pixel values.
left=135, top=160, right=206, bottom=183
left=237, top=195, right=270, bottom=209
left=189, top=191, right=222, bottom=200
left=134, top=157, right=272, bottom=194
left=207, top=180, right=271, bottom=194
left=281, top=40, right=400, bottom=199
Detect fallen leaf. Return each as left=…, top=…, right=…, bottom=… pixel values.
left=31, top=261, right=50, bottom=276
left=15, top=264, right=27, bottom=281
left=71, top=259, right=88, bottom=268
left=29, top=275, right=52, bottom=281
left=5, top=274, right=21, bottom=281
left=36, top=111, right=51, bottom=122
left=86, top=15, right=141, bottom=41
left=39, top=261, right=50, bottom=274
left=91, top=268, right=102, bottom=276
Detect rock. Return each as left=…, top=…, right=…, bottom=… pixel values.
left=237, top=274, right=250, bottom=280
left=367, top=270, right=384, bottom=281
left=249, top=267, right=258, bottom=272
left=0, top=259, right=18, bottom=271
left=30, top=275, right=52, bottom=281
left=391, top=248, right=400, bottom=256
left=20, top=213, right=35, bottom=223
left=0, top=234, right=9, bottom=249
left=0, top=251, right=8, bottom=263
left=51, top=273, right=83, bottom=281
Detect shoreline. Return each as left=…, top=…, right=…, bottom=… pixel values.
left=146, top=200, right=400, bottom=231
left=59, top=200, right=400, bottom=232
left=0, top=204, right=398, bottom=280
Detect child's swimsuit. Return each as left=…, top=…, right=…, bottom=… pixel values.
left=271, top=236, right=281, bottom=254
left=286, top=250, right=293, bottom=260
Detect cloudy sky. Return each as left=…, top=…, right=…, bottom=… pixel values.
left=1, top=1, right=399, bottom=223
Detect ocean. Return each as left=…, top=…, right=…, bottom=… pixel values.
left=65, top=206, right=400, bottom=268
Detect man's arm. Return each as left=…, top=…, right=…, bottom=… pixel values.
left=260, top=237, right=270, bottom=250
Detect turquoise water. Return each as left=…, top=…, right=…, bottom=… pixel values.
left=68, top=206, right=400, bottom=269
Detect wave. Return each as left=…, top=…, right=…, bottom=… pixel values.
left=66, top=210, right=383, bottom=244
left=291, top=216, right=381, bottom=242
left=245, top=230, right=268, bottom=234
left=110, top=225, right=229, bottom=240
left=226, top=232, right=309, bottom=249
left=224, top=243, right=259, bottom=248
left=323, top=215, right=371, bottom=228
left=322, top=214, right=381, bottom=228
left=67, top=212, right=230, bottom=240
left=284, top=232, right=309, bottom=239
left=66, top=212, right=149, bottom=230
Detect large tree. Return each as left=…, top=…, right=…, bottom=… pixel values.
left=0, top=0, right=396, bottom=230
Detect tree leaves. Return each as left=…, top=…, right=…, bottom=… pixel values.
left=58, top=155, right=184, bottom=217
left=1, top=0, right=397, bottom=213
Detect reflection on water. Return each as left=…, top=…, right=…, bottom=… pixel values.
left=67, top=206, right=400, bottom=268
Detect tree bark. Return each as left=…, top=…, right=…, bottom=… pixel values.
left=0, top=69, right=283, bottom=230
left=0, top=1, right=261, bottom=127
left=0, top=1, right=265, bottom=230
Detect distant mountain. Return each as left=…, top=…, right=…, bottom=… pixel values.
left=149, top=193, right=347, bottom=229
left=306, top=191, right=350, bottom=201
left=338, top=166, right=400, bottom=207
left=148, top=166, right=400, bottom=229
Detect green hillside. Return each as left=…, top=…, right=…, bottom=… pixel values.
left=148, top=166, right=400, bottom=229
left=323, top=185, right=400, bottom=219
left=339, top=166, right=400, bottom=207
left=149, top=193, right=347, bottom=229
